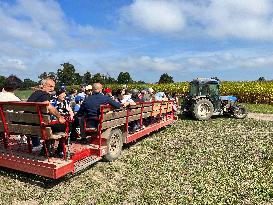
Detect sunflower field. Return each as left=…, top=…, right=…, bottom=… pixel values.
left=102, top=81, right=273, bottom=105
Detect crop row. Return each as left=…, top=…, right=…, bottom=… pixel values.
left=69, top=81, right=273, bottom=104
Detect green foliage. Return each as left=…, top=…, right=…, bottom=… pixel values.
left=242, top=103, right=273, bottom=114
left=0, top=75, right=6, bottom=89
left=38, top=72, right=56, bottom=83
left=20, top=78, right=38, bottom=90
left=158, top=73, right=174, bottom=84
left=15, top=89, right=33, bottom=100
left=57, top=62, right=81, bottom=86
left=117, top=72, right=133, bottom=84
left=82, top=71, right=92, bottom=84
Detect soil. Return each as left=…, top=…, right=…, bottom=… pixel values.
left=247, top=113, right=273, bottom=121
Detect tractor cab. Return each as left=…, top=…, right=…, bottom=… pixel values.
left=188, top=78, right=221, bottom=111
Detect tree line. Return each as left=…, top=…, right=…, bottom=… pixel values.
left=0, top=62, right=175, bottom=90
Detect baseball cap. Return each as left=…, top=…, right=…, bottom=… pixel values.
left=85, top=85, right=92, bottom=91
left=104, top=87, right=112, bottom=93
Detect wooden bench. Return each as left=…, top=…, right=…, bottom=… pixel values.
left=0, top=102, right=67, bottom=151
left=84, top=100, right=174, bottom=133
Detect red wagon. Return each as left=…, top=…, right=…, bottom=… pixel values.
left=0, top=100, right=176, bottom=179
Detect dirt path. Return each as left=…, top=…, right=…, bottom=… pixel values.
left=247, top=112, right=273, bottom=121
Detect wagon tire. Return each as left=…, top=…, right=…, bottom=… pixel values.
left=103, top=128, right=123, bottom=162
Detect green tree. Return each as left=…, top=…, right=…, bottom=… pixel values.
left=0, top=75, right=6, bottom=89
left=158, top=73, right=174, bottom=84
left=57, top=62, right=82, bottom=86
left=117, top=72, right=133, bottom=84
left=83, top=71, right=92, bottom=84
left=21, top=78, right=38, bottom=90
left=38, top=72, right=56, bottom=83
left=91, top=73, right=105, bottom=84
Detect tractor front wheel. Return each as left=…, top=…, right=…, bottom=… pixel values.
left=192, top=99, right=214, bottom=120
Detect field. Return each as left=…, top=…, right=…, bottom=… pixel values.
left=1, top=115, right=273, bottom=204
left=17, top=81, right=273, bottom=104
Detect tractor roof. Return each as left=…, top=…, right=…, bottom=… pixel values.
left=191, top=78, right=219, bottom=85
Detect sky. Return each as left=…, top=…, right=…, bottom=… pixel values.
left=1, top=0, right=273, bottom=82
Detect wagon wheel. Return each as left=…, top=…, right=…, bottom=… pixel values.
left=103, top=128, right=123, bottom=162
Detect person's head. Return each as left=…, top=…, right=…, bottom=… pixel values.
left=41, top=78, right=55, bottom=94
left=141, top=90, right=147, bottom=96
left=85, top=85, right=92, bottom=95
left=3, top=75, right=22, bottom=92
left=116, top=89, right=125, bottom=98
left=56, top=90, right=66, bottom=102
left=92, top=83, right=103, bottom=93
left=124, top=89, right=131, bottom=96
left=71, top=89, right=77, bottom=95
left=131, top=89, right=139, bottom=98
left=104, top=87, right=112, bottom=96
left=80, top=85, right=85, bottom=92
left=148, top=87, right=154, bottom=94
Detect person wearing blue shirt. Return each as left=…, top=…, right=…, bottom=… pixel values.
left=71, top=83, right=129, bottom=140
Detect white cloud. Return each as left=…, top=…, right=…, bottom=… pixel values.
left=97, top=56, right=182, bottom=72
left=203, top=0, right=273, bottom=40
left=0, top=58, right=27, bottom=71
left=121, top=0, right=186, bottom=33
left=121, top=0, right=273, bottom=40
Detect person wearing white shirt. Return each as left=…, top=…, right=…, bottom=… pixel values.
left=0, top=75, right=22, bottom=102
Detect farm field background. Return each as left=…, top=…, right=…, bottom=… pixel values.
left=1, top=117, right=273, bottom=204
left=16, top=81, right=273, bottom=104
left=6, top=82, right=273, bottom=204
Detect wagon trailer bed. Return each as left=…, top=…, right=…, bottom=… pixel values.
left=0, top=100, right=176, bottom=179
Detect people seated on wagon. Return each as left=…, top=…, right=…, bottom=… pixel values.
left=27, top=78, right=66, bottom=157
left=71, top=83, right=128, bottom=141
left=103, top=87, right=114, bottom=99
left=84, top=85, right=92, bottom=98
left=51, top=90, right=74, bottom=120
left=0, top=75, right=22, bottom=142
left=0, top=75, right=22, bottom=102
left=50, top=89, right=74, bottom=157
left=77, top=84, right=86, bottom=99
left=154, top=92, right=168, bottom=101
left=142, top=87, right=154, bottom=102
left=73, top=95, right=84, bottom=114
left=115, top=89, right=136, bottom=105
left=131, top=89, right=143, bottom=102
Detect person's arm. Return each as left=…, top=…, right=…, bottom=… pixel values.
left=76, top=100, right=86, bottom=117
left=48, top=103, right=65, bottom=123
left=107, top=97, right=122, bottom=109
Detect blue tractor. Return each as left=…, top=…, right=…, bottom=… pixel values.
left=182, top=78, right=247, bottom=120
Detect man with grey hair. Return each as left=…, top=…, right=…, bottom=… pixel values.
left=27, top=78, right=66, bottom=157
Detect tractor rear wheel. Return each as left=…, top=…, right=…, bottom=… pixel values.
left=192, top=99, right=214, bottom=120
left=103, top=128, right=123, bottom=162
left=233, top=105, right=248, bottom=119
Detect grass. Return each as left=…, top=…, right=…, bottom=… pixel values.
left=15, top=90, right=33, bottom=101
left=1, top=117, right=273, bottom=204
left=241, top=103, right=273, bottom=114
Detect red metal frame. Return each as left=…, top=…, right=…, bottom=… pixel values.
left=0, top=100, right=176, bottom=179
left=0, top=105, right=10, bottom=149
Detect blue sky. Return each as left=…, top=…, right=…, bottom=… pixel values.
left=1, top=0, right=273, bottom=82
